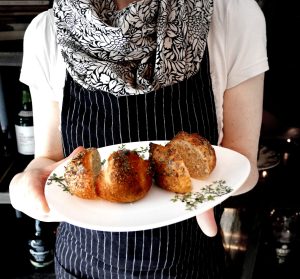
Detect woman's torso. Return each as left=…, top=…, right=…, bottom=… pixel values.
left=55, top=47, right=225, bottom=278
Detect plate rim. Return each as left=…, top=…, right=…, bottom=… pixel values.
left=45, top=141, right=251, bottom=231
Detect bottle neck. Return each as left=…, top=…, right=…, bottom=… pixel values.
left=21, top=89, right=32, bottom=111
left=35, top=220, right=41, bottom=233
left=22, top=102, right=32, bottom=112
left=16, top=87, right=33, bottom=126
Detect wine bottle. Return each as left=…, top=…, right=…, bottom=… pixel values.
left=0, top=128, right=4, bottom=158
left=0, top=73, right=12, bottom=157
left=28, top=220, right=55, bottom=269
left=14, top=85, right=35, bottom=156
left=270, top=208, right=299, bottom=264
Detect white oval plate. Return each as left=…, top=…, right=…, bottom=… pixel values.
left=45, top=141, right=250, bottom=232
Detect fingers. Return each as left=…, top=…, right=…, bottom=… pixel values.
left=9, top=172, right=61, bottom=222
left=9, top=171, right=48, bottom=219
left=196, top=208, right=218, bottom=237
left=71, top=146, right=86, bottom=154
left=9, top=147, right=84, bottom=222
left=36, top=148, right=84, bottom=219
left=37, top=147, right=85, bottom=221
left=44, top=146, right=85, bottom=174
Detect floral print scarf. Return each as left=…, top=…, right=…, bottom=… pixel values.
left=54, top=0, right=214, bottom=96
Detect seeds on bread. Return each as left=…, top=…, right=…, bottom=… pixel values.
left=64, top=131, right=216, bottom=201
left=167, top=131, right=216, bottom=179
left=149, top=131, right=216, bottom=194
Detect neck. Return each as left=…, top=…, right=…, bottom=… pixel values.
left=114, top=0, right=136, bottom=10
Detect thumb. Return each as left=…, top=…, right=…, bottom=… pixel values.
left=196, top=208, right=218, bottom=237
left=44, top=146, right=85, bottom=174
left=41, top=146, right=86, bottom=215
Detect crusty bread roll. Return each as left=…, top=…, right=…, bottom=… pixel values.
left=64, top=147, right=101, bottom=199
left=96, top=149, right=152, bottom=203
left=64, top=131, right=216, bottom=201
left=167, top=131, right=216, bottom=179
left=149, top=143, right=191, bottom=194
left=64, top=148, right=152, bottom=202
left=149, top=131, right=216, bottom=193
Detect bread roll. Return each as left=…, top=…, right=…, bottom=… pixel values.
left=149, top=143, right=191, bottom=193
left=167, top=131, right=216, bottom=179
left=96, top=149, right=153, bottom=203
left=64, top=147, right=152, bottom=202
left=64, top=131, right=216, bottom=200
left=149, top=131, right=216, bottom=194
left=64, top=148, right=101, bottom=199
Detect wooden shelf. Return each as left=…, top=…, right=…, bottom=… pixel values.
left=0, top=51, right=22, bottom=66
left=0, top=1, right=49, bottom=5
left=0, top=192, right=10, bottom=204
left=0, top=1, right=51, bottom=66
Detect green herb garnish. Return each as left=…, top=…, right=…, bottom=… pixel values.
left=171, top=180, right=232, bottom=210
left=118, top=143, right=149, bottom=159
left=133, top=146, right=149, bottom=159
left=118, top=143, right=126, bottom=150
left=47, top=173, right=71, bottom=194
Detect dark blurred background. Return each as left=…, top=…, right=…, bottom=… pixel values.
left=0, top=1, right=299, bottom=278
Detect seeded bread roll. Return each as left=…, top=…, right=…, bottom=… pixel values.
left=149, top=143, right=191, bottom=193
left=64, top=147, right=153, bottom=202
left=64, top=131, right=215, bottom=201
left=149, top=131, right=216, bottom=194
left=96, top=149, right=153, bottom=203
left=167, top=131, right=216, bottom=179
left=64, top=148, right=101, bottom=199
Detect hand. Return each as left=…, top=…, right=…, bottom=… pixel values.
left=9, top=147, right=84, bottom=222
left=196, top=208, right=218, bottom=237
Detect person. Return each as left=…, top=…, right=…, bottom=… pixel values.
left=9, top=0, right=268, bottom=278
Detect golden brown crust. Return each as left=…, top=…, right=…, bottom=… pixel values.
left=64, top=148, right=101, bottom=199
left=149, top=143, right=192, bottom=194
left=167, top=131, right=216, bottom=179
left=96, top=150, right=153, bottom=203
left=64, top=131, right=216, bottom=201
left=65, top=148, right=152, bottom=202
left=149, top=131, right=216, bottom=194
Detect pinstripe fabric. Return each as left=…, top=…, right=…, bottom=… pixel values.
left=55, top=49, right=226, bottom=278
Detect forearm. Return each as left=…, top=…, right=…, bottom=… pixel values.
left=231, top=158, right=259, bottom=196
left=221, top=73, right=264, bottom=195
left=9, top=91, right=64, bottom=219
left=24, top=157, right=59, bottom=171
left=221, top=133, right=260, bottom=195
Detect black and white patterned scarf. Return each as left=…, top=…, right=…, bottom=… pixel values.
left=54, top=0, right=214, bottom=96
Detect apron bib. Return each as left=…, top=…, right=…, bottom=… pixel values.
left=55, top=49, right=225, bottom=279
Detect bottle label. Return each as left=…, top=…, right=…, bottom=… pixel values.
left=15, top=125, right=35, bottom=155
left=18, top=110, right=33, bottom=117
left=28, top=239, right=54, bottom=268
left=29, top=248, right=51, bottom=261
left=30, top=259, right=54, bottom=268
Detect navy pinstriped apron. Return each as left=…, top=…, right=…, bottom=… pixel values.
left=55, top=49, right=226, bottom=278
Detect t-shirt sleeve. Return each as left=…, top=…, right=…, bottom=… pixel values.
left=20, top=10, right=61, bottom=101
left=226, top=0, right=269, bottom=89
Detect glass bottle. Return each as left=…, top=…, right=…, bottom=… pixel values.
left=270, top=208, right=299, bottom=264
left=28, top=220, right=55, bottom=269
left=14, top=85, right=35, bottom=156
left=0, top=128, right=3, bottom=157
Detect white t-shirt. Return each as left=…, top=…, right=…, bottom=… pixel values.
left=20, top=0, right=269, bottom=143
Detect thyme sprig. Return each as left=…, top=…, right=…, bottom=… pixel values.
left=47, top=173, right=71, bottom=194
left=118, top=143, right=126, bottom=150
left=117, top=143, right=149, bottom=159
left=171, top=180, right=232, bottom=210
left=133, top=146, right=149, bottom=159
